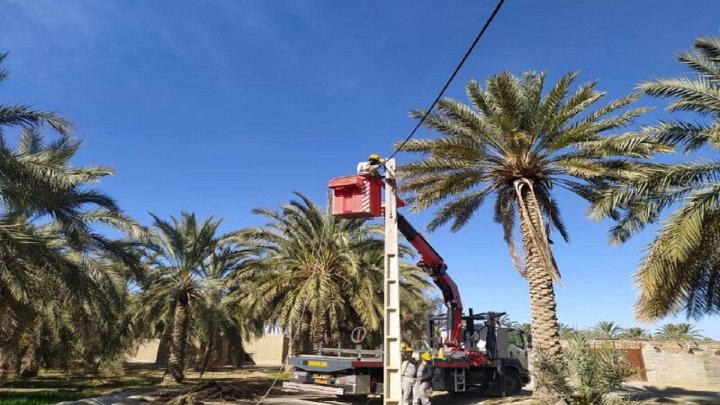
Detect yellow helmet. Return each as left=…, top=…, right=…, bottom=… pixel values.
left=368, top=153, right=381, bottom=162
left=401, top=342, right=413, bottom=352
left=421, top=352, right=432, bottom=361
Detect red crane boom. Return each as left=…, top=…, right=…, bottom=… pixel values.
left=397, top=214, right=463, bottom=347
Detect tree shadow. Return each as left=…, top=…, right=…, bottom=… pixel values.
left=621, top=384, right=720, bottom=403
left=280, top=389, right=533, bottom=405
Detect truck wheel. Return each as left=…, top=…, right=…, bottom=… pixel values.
left=502, top=370, right=522, bottom=396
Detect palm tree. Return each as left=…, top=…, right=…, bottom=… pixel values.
left=0, top=54, right=144, bottom=378
left=590, top=37, right=720, bottom=321
left=397, top=71, right=667, bottom=359
left=0, top=128, right=144, bottom=377
left=236, top=193, right=431, bottom=355
left=623, top=327, right=649, bottom=340
left=135, top=212, right=244, bottom=383
left=592, top=321, right=624, bottom=339
left=654, top=323, right=703, bottom=340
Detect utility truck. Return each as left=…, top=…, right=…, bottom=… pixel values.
left=282, top=157, right=530, bottom=398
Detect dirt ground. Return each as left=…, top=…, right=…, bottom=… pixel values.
left=248, top=381, right=720, bottom=405
left=8, top=366, right=719, bottom=405
left=251, top=385, right=720, bottom=405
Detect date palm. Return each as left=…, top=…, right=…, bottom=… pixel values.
left=0, top=54, right=143, bottom=376
left=592, top=321, right=624, bottom=339
left=135, top=212, right=245, bottom=383
left=1, top=129, right=144, bottom=375
left=398, top=71, right=668, bottom=359
left=235, top=193, right=430, bottom=354
left=623, top=327, right=649, bottom=340
left=590, top=37, right=720, bottom=321
left=654, top=323, right=702, bottom=340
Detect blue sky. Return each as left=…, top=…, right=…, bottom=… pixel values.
left=2, top=0, right=719, bottom=338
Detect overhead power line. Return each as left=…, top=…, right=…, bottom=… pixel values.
left=389, top=0, right=506, bottom=159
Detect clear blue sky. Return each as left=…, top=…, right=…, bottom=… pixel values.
left=2, top=0, right=719, bottom=338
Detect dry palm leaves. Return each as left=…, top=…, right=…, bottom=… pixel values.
left=161, top=380, right=266, bottom=405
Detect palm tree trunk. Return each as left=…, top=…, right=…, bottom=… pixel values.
left=294, top=311, right=312, bottom=355
left=199, top=340, right=213, bottom=379
left=19, top=342, right=40, bottom=379
left=312, top=320, right=326, bottom=353
left=165, top=299, right=189, bottom=383
left=229, top=335, right=245, bottom=369
left=12, top=349, right=22, bottom=377
left=155, top=333, right=171, bottom=366
left=517, top=185, right=562, bottom=359
left=20, top=327, right=41, bottom=379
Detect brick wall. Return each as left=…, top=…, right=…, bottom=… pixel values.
left=642, top=347, right=710, bottom=386
left=559, top=339, right=720, bottom=389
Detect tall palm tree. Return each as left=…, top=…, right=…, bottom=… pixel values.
left=592, top=321, right=624, bottom=339
left=235, top=193, right=431, bottom=355
left=135, top=212, right=246, bottom=383
left=590, top=37, right=720, bottom=321
left=654, top=323, right=703, bottom=340
left=397, top=71, right=668, bottom=359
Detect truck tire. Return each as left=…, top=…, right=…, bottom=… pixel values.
left=503, top=369, right=522, bottom=396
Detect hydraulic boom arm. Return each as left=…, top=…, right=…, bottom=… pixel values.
left=397, top=214, right=463, bottom=347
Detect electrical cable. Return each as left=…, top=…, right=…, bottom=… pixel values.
left=258, top=3, right=507, bottom=401
left=388, top=0, right=506, bottom=160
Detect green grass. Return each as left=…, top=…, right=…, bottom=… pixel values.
left=0, top=390, right=100, bottom=405
left=268, top=371, right=289, bottom=381
left=0, top=366, right=283, bottom=404
left=0, top=366, right=161, bottom=405
left=1, top=367, right=162, bottom=391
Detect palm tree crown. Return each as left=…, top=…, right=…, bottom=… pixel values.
left=236, top=193, right=430, bottom=353
left=654, top=323, right=703, bottom=340
left=592, top=321, right=624, bottom=339
left=590, top=37, right=720, bottom=321
left=136, top=212, right=247, bottom=382
left=623, top=327, right=649, bottom=340
left=398, top=70, right=668, bottom=357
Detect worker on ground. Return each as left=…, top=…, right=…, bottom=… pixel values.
left=414, top=352, right=434, bottom=405
left=400, top=343, right=416, bottom=405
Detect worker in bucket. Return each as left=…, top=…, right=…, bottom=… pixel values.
left=414, top=352, right=434, bottom=405
left=400, top=343, right=416, bottom=405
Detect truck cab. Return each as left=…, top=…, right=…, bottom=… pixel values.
left=425, top=310, right=531, bottom=395
left=471, top=326, right=530, bottom=371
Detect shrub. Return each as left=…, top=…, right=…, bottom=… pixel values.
left=534, top=335, right=636, bottom=404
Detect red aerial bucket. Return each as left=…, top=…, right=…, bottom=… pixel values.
left=328, top=174, right=383, bottom=218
